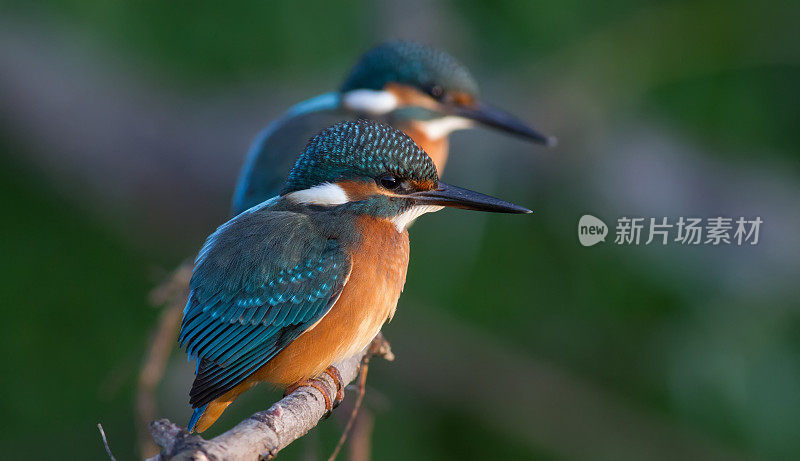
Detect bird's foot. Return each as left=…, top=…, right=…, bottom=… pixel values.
left=284, top=377, right=335, bottom=418
left=323, top=365, right=345, bottom=409
left=282, top=366, right=345, bottom=420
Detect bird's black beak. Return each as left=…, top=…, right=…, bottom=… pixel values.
left=410, top=182, right=532, bottom=214
left=447, top=102, right=557, bottom=147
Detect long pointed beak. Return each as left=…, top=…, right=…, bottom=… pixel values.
left=447, top=102, right=557, bottom=147
left=410, top=182, right=532, bottom=214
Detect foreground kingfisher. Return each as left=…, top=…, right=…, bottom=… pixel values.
left=232, top=40, right=555, bottom=215
left=180, top=120, right=531, bottom=432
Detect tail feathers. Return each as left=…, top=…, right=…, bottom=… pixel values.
left=187, top=404, right=208, bottom=432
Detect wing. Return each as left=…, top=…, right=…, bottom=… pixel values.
left=179, top=206, right=351, bottom=407
left=231, top=92, right=352, bottom=215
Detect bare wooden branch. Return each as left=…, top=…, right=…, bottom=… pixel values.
left=328, top=352, right=371, bottom=461
left=97, top=423, right=118, bottom=461
left=347, top=408, right=374, bottom=461
left=137, top=261, right=193, bottom=458
left=147, top=335, right=393, bottom=461
left=148, top=262, right=194, bottom=308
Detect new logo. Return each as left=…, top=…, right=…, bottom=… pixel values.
left=578, top=214, right=608, bottom=247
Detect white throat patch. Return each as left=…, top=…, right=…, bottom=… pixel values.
left=342, top=89, right=399, bottom=115
left=416, top=116, right=474, bottom=140
left=391, top=205, right=444, bottom=232
left=286, top=183, right=349, bottom=206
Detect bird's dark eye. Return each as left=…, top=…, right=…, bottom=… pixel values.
left=425, top=84, right=445, bottom=100
left=377, top=173, right=400, bottom=190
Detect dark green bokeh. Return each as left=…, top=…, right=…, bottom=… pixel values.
left=0, top=146, right=154, bottom=458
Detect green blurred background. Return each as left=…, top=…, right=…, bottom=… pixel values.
left=1, top=0, right=798, bottom=459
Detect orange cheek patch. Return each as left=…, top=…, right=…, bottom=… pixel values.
left=384, top=83, right=439, bottom=111
left=450, top=91, right=475, bottom=107
left=410, top=179, right=437, bottom=191
left=339, top=179, right=434, bottom=200
left=338, top=180, right=382, bottom=201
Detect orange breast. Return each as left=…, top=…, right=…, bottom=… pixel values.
left=253, top=216, right=410, bottom=385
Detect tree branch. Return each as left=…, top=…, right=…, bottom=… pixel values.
left=328, top=349, right=371, bottom=461
left=147, top=335, right=393, bottom=461
left=346, top=408, right=374, bottom=461
left=97, top=423, right=118, bottom=461
left=137, top=261, right=193, bottom=458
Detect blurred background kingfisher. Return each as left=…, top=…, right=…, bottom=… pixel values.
left=231, top=40, right=555, bottom=216
left=181, top=120, right=530, bottom=432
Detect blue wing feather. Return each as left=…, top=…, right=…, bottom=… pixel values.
left=187, top=405, right=207, bottom=432
left=179, top=204, right=351, bottom=408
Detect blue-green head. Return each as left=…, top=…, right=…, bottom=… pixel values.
left=338, top=41, right=555, bottom=146
left=280, top=120, right=531, bottom=228
left=341, top=40, right=479, bottom=104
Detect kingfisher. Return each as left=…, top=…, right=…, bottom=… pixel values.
left=181, top=120, right=531, bottom=433
left=231, top=40, right=555, bottom=216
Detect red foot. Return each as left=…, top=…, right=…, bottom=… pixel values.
left=284, top=378, right=332, bottom=412
left=283, top=366, right=345, bottom=418
left=323, top=365, right=345, bottom=408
